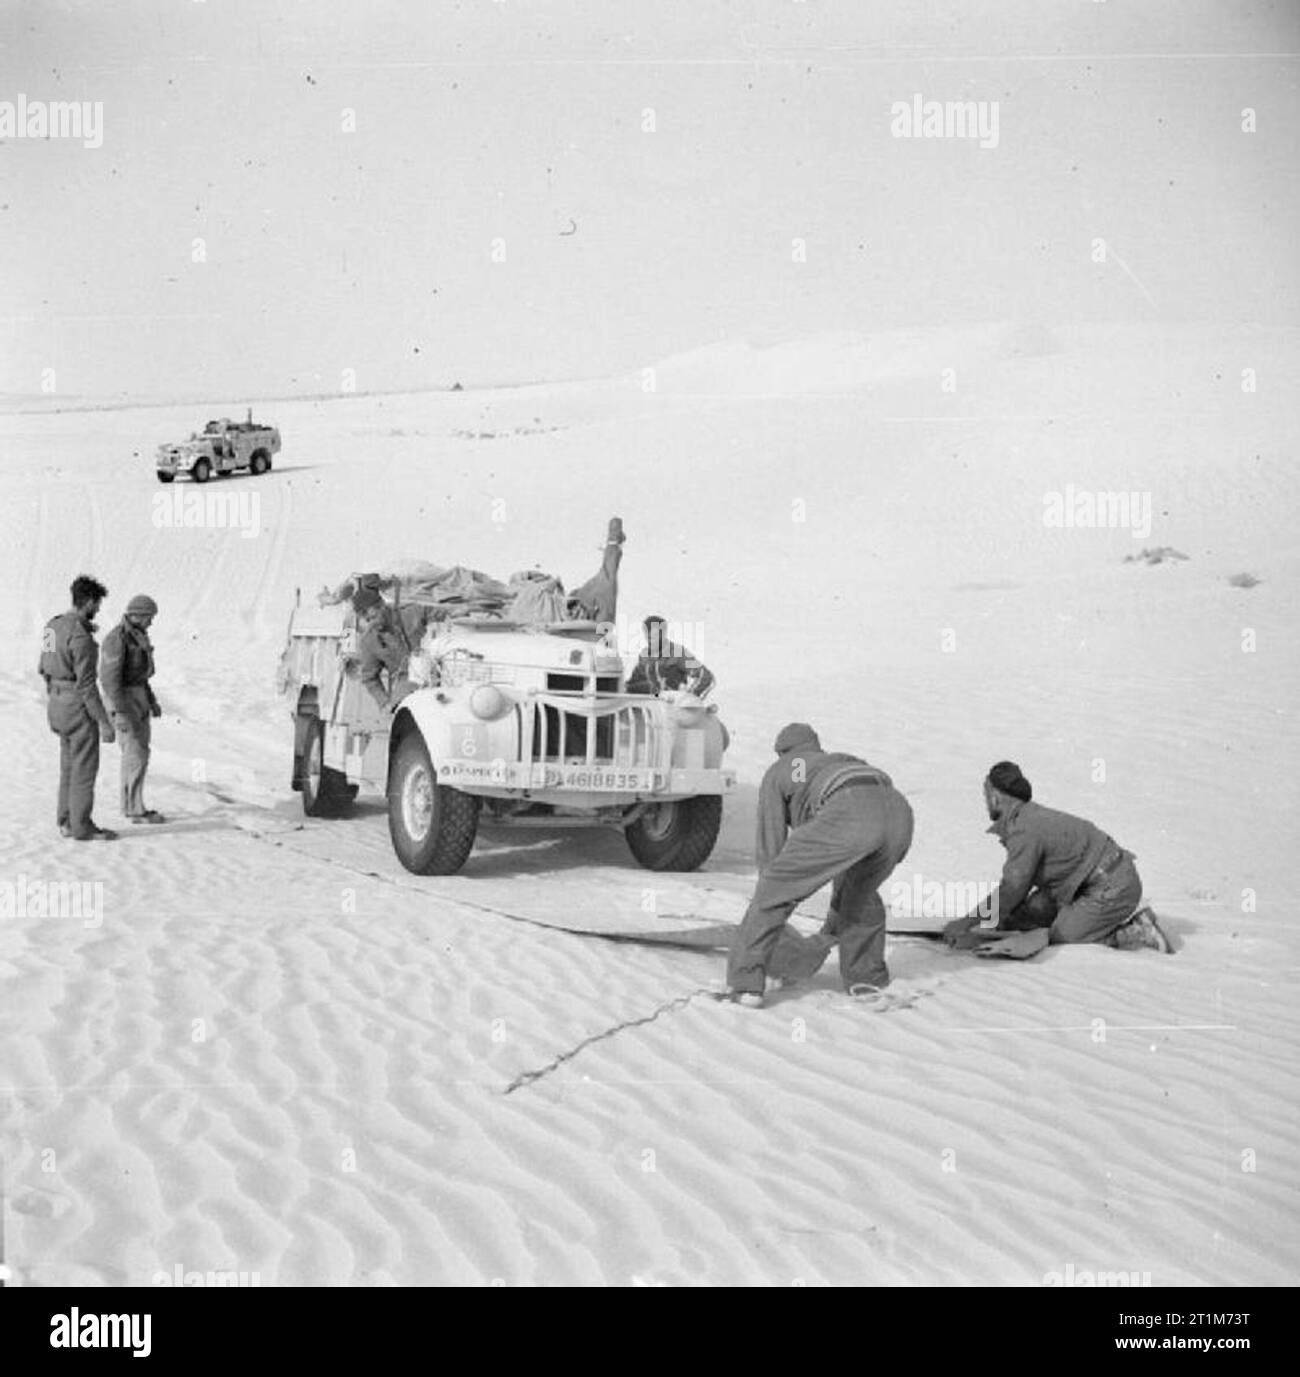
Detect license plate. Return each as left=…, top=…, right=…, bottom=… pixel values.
left=548, top=766, right=656, bottom=791
left=436, top=760, right=657, bottom=792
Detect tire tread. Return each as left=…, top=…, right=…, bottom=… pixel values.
left=625, top=795, right=722, bottom=872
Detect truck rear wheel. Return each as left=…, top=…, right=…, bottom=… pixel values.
left=193, top=458, right=212, bottom=483
left=299, top=717, right=355, bottom=817
left=624, top=795, right=722, bottom=872
left=156, top=472, right=175, bottom=483
left=388, top=730, right=479, bottom=875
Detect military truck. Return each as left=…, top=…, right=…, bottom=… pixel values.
left=156, top=410, right=280, bottom=483
left=277, top=599, right=734, bottom=875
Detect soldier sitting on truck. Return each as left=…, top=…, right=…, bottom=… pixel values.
left=627, top=616, right=716, bottom=698
left=352, top=580, right=424, bottom=711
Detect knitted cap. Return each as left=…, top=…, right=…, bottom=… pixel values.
left=774, top=722, right=820, bottom=755
left=126, top=594, right=158, bottom=617
left=987, top=760, right=1032, bottom=802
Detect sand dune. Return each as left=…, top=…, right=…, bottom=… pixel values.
left=1, top=325, right=1297, bottom=1285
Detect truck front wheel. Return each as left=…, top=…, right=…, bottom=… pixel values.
left=624, top=795, right=722, bottom=872
left=250, top=450, right=271, bottom=475
left=193, top=458, right=212, bottom=483
left=388, top=731, right=479, bottom=875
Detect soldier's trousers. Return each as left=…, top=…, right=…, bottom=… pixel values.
left=47, top=692, right=100, bottom=837
left=568, top=530, right=622, bottom=624
left=727, top=783, right=914, bottom=995
left=1049, top=856, right=1143, bottom=945
left=117, top=712, right=151, bottom=817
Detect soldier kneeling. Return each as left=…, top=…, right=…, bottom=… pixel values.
left=944, top=762, right=1171, bottom=955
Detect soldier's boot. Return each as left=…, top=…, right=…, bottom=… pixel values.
left=1111, top=906, right=1173, bottom=953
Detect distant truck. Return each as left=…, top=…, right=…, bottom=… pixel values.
left=156, top=410, right=280, bottom=483
left=277, top=601, right=734, bottom=875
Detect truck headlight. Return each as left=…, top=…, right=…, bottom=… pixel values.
left=470, top=685, right=510, bottom=720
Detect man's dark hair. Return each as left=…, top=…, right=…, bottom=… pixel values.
left=987, top=760, right=1032, bottom=802
left=71, top=575, right=108, bottom=607
left=644, top=615, right=666, bottom=629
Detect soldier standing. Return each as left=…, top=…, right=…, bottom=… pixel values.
left=101, top=594, right=165, bottom=823
left=38, top=575, right=117, bottom=840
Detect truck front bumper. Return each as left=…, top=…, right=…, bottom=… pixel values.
left=433, top=757, right=736, bottom=801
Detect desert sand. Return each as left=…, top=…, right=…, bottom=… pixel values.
left=1, top=322, right=1297, bottom=1285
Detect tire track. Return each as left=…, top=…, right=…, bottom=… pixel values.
left=249, top=477, right=295, bottom=641
left=185, top=526, right=234, bottom=623
left=17, top=489, right=50, bottom=639
left=116, top=495, right=163, bottom=599
left=85, top=484, right=105, bottom=574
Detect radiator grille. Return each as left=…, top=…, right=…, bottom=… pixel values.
left=522, top=698, right=664, bottom=768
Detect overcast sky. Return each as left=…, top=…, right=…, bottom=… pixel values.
left=2, top=0, right=1297, bottom=402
